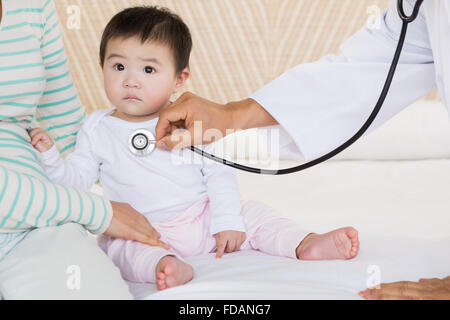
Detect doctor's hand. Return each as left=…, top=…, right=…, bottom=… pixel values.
left=214, top=230, right=246, bottom=259
left=359, top=276, right=450, bottom=300
left=104, top=201, right=170, bottom=250
left=155, top=92, right=277, bottom=150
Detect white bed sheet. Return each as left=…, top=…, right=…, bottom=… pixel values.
left=124, top=159, right=450, bottom=299
left=128, top=235, right=450, bottom=300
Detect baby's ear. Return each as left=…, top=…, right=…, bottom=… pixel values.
left=174, top=68, right=190, bottom=93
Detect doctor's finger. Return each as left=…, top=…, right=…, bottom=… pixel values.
left=380, top=281, right=430, bottom=291
left=160, top=129, right=194, bottom=150
left=363, top=285, right=429, bottom=299
left=361, top=293, right=416, bottom=300
left=165, top=91, right=195, bottom=110
left=155, top=103, right=189, bottom=141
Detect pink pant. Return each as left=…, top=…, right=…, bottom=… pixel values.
left=98, top=200, right=309, bottom=284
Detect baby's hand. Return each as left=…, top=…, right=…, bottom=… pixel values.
left=214, top=230, right=246, bottom=259
left=28, top=128, right=55, bottom=153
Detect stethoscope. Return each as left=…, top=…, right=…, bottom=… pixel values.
left=129, top=0, right=424, bottom=174
left=129, top=129, right=156, bottom=156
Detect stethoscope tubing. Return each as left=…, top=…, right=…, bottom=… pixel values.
left=188, top=0, right=424, bottom=175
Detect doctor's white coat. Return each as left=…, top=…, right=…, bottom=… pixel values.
left=250, top=0, right=450, bottom=162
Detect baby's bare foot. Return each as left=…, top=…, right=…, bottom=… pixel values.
left=296, top=227, right=359, bottom=260
left=155, top=255, right=194, bottom=290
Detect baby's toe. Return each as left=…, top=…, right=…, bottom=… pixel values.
left=350, top=243, right=360, bottom=257
left=346, top=227, right=359, bottom=240
left=157, top=280, right=167, bottom=290
left=156, top=270, right=166, bottom=280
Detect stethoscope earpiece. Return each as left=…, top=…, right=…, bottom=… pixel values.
left=129, top=129, right=156, bottom=156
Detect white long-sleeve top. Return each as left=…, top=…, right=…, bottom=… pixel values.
left=40, top=109, right=245, bottom=235
left=251, top=0, right=446, bottom=162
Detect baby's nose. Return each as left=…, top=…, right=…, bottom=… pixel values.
left=123, top=76, right=140, bottom=88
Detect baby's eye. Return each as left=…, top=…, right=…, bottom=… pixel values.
left=114, top=63, right=125, bottom=71
left=144, top=66, right=155, bottom=74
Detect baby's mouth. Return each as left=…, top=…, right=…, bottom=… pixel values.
left=123, top=95, right=142, bottom=101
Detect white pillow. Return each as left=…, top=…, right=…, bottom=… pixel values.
left=333, top=100, right=450, bottom=160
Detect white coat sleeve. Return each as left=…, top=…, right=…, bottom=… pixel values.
left=40, top=119, right=100, bottom=192
left=200, top=144, right=246, bottom=235
left=250, top=0, right=436, bottom=161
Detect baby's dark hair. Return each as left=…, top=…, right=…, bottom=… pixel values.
left=99, top=6, right=192, bottom=74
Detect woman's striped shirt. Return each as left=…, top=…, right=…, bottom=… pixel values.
left=0, top=0, right=112, bottom=234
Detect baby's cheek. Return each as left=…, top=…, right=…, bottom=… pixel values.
left=144, top=85, right=171, bottom=106
left=104, top=81, right=121, bottom=105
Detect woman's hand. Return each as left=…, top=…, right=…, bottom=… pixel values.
left=104, top=201, right=170, bottom=250
left=214, top=230, right=246, bottom=258
left=359, top=276, right=450, bottom=300
left=155, top=92, right=277, bottom=150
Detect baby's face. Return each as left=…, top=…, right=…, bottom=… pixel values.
left=102, top=36, right=187, bottom=117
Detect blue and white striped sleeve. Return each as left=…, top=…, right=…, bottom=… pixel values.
left=0, top=163, right=112, bottom=234
left=0, top=0, right=112, bottom=234
left=35, top=0, right=86, bottom=158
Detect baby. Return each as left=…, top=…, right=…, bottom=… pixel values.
left=29, top=6, right=360, bottom=291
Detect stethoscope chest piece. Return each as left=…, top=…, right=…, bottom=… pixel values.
left=129, top=129, right=156, bottom=156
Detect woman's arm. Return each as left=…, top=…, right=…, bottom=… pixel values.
left=0, top=0, right=108, bottom=234
left=0, top=163, right=111, bottom=234
left=35, top=0, right=86, bottom=158
left=0, top=164, right=169, bottom=247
